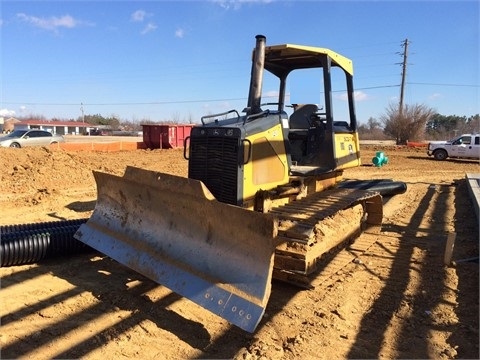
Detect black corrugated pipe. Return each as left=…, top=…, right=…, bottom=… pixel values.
left=1, top=218, right=86, bottom=235
left=0, top=218, right=93, bottom=267
left=338, top=179, right=407, bottom=196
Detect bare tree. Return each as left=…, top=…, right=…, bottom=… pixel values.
left=171, top=111, right=181, bottom=124
left=381, top=103, right=435, bottom=144
left=466, top=114, right=480, bottom=134
left=367, top=117, right=381, bottom=131
left=358, top=117, right=386, bottom=140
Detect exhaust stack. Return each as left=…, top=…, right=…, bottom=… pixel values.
left=246, top=35, right=266, bottom=115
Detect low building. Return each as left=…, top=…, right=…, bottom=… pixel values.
left=13, top=119, right=91, bottom=135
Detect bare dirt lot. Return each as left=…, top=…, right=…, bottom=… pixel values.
left=0, top=144, right=478, bottom=359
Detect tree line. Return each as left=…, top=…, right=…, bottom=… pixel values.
left=358, top=103, right=479, bottom=144
left=15, top=104, right=479, bottom=145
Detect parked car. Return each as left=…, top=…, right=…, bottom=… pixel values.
left=0, top=129, right=65, bottom=148
left=85, top=128, right=112, bottom=136
left=427, top=134, right=480, bottom=160
left=86, top=128, right=102, bottom=136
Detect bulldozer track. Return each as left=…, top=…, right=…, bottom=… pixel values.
left=269, top=188, right=383, bottom=288
left=307, top=232, right=380, bottom=289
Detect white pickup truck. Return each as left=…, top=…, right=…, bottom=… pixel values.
left=427, top=134, right=480, bottom=160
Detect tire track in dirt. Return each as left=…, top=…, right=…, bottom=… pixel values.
left=346, top=181, right=462, bottom=359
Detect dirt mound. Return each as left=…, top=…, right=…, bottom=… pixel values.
left=0, top=146, right=478, bottom=359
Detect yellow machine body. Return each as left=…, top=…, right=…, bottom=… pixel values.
left=75, top=35, right=383, bottom=333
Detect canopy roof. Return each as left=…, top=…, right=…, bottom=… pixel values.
left=263, top=43, right=353, bottom=77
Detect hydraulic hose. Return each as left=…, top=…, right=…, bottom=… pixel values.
left=0, top=218, right=92, bottom=267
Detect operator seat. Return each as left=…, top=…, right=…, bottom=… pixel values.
left=289, top=104, right=318, bottom=130
left=288, top=104, right=321, bottom=163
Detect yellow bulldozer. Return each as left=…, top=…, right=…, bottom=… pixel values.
left=75, top=35, right=388, bottom=332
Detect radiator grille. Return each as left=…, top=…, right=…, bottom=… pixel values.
left=188, top=135, right=240, bottom=205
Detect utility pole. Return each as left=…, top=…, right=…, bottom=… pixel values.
left=81, top=103, right=87, bottom=135
left=80, top=102, right=85, bottom=122
left=398, top=38, right=409, bottom=116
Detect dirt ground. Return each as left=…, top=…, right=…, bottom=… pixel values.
left=0, top=144, right=478, bottom=360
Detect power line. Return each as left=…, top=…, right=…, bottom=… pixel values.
left=2, top=82, right=476, bottom=108
left=355, top=85, right=400, bottom=90
left=3, top=87, right=405, bottom=107
left=408, top=82, right=479, bottom=88
left=2, top=97, right=248, bottom=107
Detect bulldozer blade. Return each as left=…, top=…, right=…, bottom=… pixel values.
left=74, top=166, right=277, bottom=333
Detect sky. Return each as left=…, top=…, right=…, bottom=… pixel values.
left=1, top=0, right=479, bottom=125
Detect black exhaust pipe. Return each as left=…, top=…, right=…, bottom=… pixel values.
left=246, top=35, right=266, bottom=115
